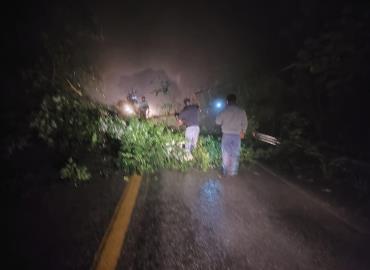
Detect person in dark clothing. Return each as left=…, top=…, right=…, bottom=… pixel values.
left=139, top=96, right=149, bottom=119
left=178, top=97, right=200, bottom=153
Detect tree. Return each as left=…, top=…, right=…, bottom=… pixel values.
left=288, top=4, right=370, bottom=158
left=3, top=1, right=103, bottom=157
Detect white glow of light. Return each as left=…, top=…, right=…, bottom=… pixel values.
left=148, top=104, right=158, bottom=117
left=124, top=104, right=134, bottom=114
left=213, top=99, right=224, bottom=110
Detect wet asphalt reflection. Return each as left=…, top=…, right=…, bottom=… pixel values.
left=118, top=166, right=370, bottom=270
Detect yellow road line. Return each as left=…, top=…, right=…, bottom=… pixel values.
left=92, top=174, right=143, bottom=270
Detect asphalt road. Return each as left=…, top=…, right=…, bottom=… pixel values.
left=118, top=165, right=370, bottom=270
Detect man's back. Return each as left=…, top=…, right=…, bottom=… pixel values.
left=140, top=100, right=149, bottom=110
left=216, top=105, right=248, bottom=135
left=179, top=104, right=199, bottom=127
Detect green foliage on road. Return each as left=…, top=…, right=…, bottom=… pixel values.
left=32, top=92, right=246, bottom=181
left=60, top=158, right=91, bottom=184
left=194, top=136, right=222, bottom=169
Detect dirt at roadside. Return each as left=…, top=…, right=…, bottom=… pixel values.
left=260, top=160, right=370, bottom=235
left=5, top=143, right=126, bottom=270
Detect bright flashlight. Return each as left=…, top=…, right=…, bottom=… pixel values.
left=213, top=99, right=225, bottom=111
left=124, top=104, right=134, bottom=114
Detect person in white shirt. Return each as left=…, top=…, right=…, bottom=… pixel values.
left=216, top=94, right=248, bottom=176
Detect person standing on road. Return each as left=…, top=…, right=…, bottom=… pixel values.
left=139, top=96, right=149, bottom=119
left=178, top=97, right=200, bottom=153
left=216, top=94, right=248, bottom=176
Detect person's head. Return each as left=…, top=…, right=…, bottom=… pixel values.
left=184, top=97, right=191, bottom=106
left=141, top=96, right=146, bottom=101
left=226, top=94, right=237, bottom=105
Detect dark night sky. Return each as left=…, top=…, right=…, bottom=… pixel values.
left=8, top=0, right=349, bottom=103
left=89, top=0, right=346, bottom=94
left=94, top=1, right=317, bottom=91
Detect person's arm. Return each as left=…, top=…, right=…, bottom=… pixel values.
left=146, top=103, right=149, bottom=113
left=240, top=111, right=248, bottom=139
left=178, top=109, right=186, bottom=126
left=215, top=111, right=224, bottom=125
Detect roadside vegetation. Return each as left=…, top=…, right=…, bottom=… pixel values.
left=234, top=4, right=370, bottom=211
left=31, top=90, right=256, bottom=183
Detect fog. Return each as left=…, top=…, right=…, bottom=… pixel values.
left=89, top=1, right=261, bottom=108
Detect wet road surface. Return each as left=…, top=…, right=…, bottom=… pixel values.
left=118, top=165, right=370, bottom=270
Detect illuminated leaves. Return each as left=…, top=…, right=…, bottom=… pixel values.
left=32, top=92, right=228, bottom=180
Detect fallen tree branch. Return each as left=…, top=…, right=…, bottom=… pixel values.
left=66, top=78, right=83, bottom=96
